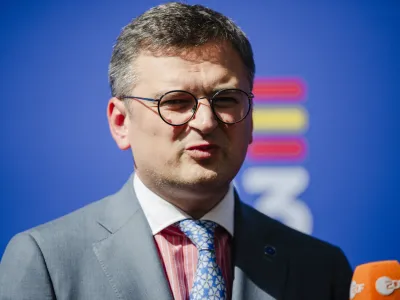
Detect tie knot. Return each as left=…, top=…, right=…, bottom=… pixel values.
left=178, top=219, right=217, bottom=251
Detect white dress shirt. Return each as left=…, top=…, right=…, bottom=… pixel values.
left=133, top=173, right=234, bottom=236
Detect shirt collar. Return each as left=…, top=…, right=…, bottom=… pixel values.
left=133, top=173, right=234, bottom=236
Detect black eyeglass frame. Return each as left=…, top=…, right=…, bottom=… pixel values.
left=118, top=88, right=254, bottom=126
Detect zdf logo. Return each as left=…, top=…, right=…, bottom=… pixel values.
left=375, top=276, right=400, bottom=295
left=350, top=281, right=364, bottom=299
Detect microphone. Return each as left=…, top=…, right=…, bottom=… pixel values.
left=350, top=260, right=400, bottom=299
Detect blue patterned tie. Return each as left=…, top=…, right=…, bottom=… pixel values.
left=178, top=219, right=227, bottom=300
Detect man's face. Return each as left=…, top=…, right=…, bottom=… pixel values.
left=111, top=43, right=253, bottom=190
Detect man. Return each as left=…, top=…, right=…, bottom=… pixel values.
left=0, top=3, right=352, bottom=299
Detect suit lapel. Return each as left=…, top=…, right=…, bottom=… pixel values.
left=92, top=176, right=173, bottom=300
left=232, top=196, right=289, bottom=300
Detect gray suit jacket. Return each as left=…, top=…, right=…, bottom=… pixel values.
left=0, top=176, right=352, bottom=299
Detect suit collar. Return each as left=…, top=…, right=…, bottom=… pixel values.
left=96, top=174, right=139, bottom=234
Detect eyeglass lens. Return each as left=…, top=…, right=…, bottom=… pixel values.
left=158, top=90, right=250, bottom=125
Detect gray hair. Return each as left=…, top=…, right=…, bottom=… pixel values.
left=108, top=2, right=255, bottom=97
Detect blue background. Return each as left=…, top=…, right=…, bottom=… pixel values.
left=1, top=0, right=399, bottom=268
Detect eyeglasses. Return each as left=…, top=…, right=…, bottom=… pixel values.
left=118, top=88, right=253, bottom=126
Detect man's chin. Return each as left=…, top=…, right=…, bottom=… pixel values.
left=179, top=165, right=228, bottom=186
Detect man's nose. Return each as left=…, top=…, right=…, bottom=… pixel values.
left=187, top=99, right=218, bottom=134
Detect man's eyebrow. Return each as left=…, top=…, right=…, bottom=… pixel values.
left=154, top=89, right=196, bottom=98
left=210, top=86, right=238, bottom=94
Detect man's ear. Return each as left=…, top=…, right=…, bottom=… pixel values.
left=107, top=97, right=131, bottom=150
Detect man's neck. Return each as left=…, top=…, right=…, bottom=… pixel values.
left=137, top=173, right=230, bottom=219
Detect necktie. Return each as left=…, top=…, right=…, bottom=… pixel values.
left=178, top=219, right=227, bottom=300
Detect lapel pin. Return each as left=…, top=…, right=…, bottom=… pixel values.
left=264, top=245, right=276, bottom=257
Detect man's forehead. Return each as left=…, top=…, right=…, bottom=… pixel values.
left=135, top=56, right=246, bottom=93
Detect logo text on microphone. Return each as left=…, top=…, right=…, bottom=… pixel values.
left=350, top=281, right=365, bottom=299
left=375, top=276, right=400, bottom=296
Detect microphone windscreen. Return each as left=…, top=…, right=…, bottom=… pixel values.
left=350, top=260, right=400, bottom=299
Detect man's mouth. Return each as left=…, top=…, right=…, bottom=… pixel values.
left=185, top=143, right=219, bottom=159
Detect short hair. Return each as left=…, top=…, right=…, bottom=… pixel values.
left=108, top=2, right=255, bottom=97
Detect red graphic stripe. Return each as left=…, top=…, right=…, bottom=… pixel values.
left=253, top=78, right=306, bottom=101
left=248, top=138, right=307, bottom=161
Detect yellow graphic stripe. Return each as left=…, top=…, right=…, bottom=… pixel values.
left=253, top=106, right=308, bottom=132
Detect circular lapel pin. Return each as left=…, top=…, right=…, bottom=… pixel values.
left=264, top=245, right=276, bottom=257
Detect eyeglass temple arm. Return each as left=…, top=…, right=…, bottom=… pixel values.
left=119, top=96, right=159, bottom=102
